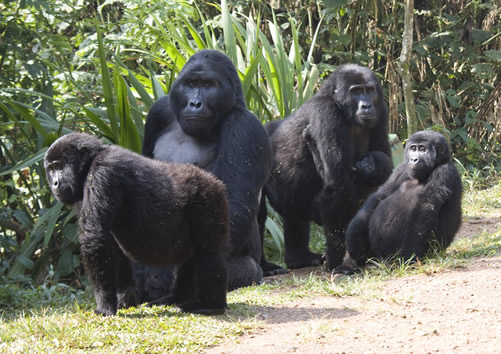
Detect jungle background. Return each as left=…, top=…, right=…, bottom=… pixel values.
left=0, top=0, right=500, bottom=296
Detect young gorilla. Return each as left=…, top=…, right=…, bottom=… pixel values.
left=259, top=64, right=393, bottom=273
left=44, top=133, right=229, bottom=316
left=335, top=130, right=463, bottom=275
left=141, top=49, right=272, bottom=295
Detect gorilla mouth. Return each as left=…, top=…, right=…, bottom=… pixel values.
left=184, top=116, right=205, bottom=121
left=358, top=114, right=376, bottom=121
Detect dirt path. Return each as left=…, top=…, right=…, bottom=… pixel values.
left=208, top=216, right=501, bottom=353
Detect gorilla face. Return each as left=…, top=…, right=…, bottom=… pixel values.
left=44, top=134, right=103, bottom=205
left=329, top=64, right=382, bottom=128
left=347, top=83, right=378, bottom=127
left=405, top=131, right=449, bottom=181
left=406, top=140, right=436, bottom=181
left=45, top=159, right=80, bottom=205
left=170, top=60, right=237, bottom=138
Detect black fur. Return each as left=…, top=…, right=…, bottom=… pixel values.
left=335, top=130, right=463, bottom=274
left=44, top=133, right=229, bottom=315
left=142, top=49, right=273, bottom=295
left=259, top=64, right=393, bottom=272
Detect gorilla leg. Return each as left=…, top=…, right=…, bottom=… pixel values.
left=116, top=252, right=138, bottom=309
left=227, top=255, right=263, bottom=290
left=283, top=218, right=322, bottom=269
left=170, top=260, right=197, bottom=305
left=324, top=222, right=348, bottom=271
left=80, top=230, right=119, bottom=316
left=174, top=256, right=227, bottom=315
left=228, top=219, right=263, bottom=290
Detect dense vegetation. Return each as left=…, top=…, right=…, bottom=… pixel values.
left=0, top=0, right=499, bottom=288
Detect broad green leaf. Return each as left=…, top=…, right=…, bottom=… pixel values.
left=43, top=202, right=63, bottom=248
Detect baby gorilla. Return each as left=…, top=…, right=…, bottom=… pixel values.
left=44, top=133, right=229, bottom=315
left=335, top=130, right=463, bottom=274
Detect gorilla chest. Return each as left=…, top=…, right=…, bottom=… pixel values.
left=153, top=124, right=218, bottom=168
left=350, top=126, right=370, bottom=162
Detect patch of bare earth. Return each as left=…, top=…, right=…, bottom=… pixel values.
left=207, top=215, right=501, bottom=353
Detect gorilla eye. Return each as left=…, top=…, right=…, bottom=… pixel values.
left=202, top=80, right=213, bottom=88
left=185, top=80, right=196, bottom=88
left=419, top=145, right=426, bottom=152
left=48, top=162, right=63, bottom=171
left=350, top=86, right=362, bottom=94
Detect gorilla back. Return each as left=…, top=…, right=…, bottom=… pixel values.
left=143, top=49, right=272, bottom=292
left=45, top=133, right=229, bottom=316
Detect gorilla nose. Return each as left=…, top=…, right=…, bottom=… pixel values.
left=189, top=101, right=202, bottom=109
left=53, top=180, right=59, bottom=187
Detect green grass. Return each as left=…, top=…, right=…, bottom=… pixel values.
left=1, top=182, right=500, bottom=352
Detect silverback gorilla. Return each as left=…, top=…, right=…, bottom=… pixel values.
left=335, top=130, right=463, bottom=274
left=259, top=64, right=393, bottom=273
left=140, top=49, right=272, bottom=299
left=44, top=133, right=229, bottom=315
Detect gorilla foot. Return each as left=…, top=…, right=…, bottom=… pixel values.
left=261, top=259, right=288, bottom=277
left=117, top=286, right=138, bottom=309
left=94, top=306, right=116, bottom=316
left=331, top=256, right=362, bottom=276
left=286, top=251, right=323, bottom=270
left=332, top=265, right=356, bottom=276
left=178, top=300, right=226, bottom=315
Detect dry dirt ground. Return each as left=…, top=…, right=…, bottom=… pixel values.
left=207, top=215, right=501, bottom=353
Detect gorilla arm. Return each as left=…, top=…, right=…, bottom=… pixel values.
left=210, top=107, right=272, bottom=265
left=143, top=95, right=173, bottom=158
left=339, top=164, right=408, bottom=273
left=356, top=104, right=393, bottom=188
left=400, top=162, right=461, bottom=260
left=78, top=166, right=132, bottom=316
left=304, top=97, right=359, bottom=219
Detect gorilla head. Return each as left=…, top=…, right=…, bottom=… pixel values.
left=320, top=64, right=386, bottom=129
left=44, top=134, right=105, bottom=205
left=405, top=130, right=451, bottom=181
left=169, top=49, right=244, bottom=138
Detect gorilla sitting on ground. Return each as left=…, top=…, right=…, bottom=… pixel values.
left=335, top=130, right=463, bottom=274
left=259, top=64, right=393, bottom=273
left=140, top=49, right=272, bottom=300
left=45, top=133, right=229, bottom=315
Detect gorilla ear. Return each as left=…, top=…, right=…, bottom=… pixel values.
left=439, top=144, right=446, bottom=153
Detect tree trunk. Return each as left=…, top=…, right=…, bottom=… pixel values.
left=399, top=0, right=418, bottom=137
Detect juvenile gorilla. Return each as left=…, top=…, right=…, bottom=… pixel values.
left=335, top=130, right=463, bottom=274
left=45, top=133, right=229, bottom=315
left=260, top=64, right=393, bottom=273
left=142, top=49, right=272, bottom=294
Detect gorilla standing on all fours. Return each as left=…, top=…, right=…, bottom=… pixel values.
left=44, top=133, right=229, bottom=315
left=139, top=49, right=272, bottom=300
left=259, top=64, right=393, bottom=273
left=334, top=130, right=463, bottom=274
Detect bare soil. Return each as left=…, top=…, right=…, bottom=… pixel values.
left=208, top=215, right=501, bottom=353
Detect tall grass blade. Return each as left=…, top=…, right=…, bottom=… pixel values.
left=96, top=22, right=119, bottom=141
